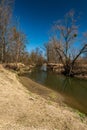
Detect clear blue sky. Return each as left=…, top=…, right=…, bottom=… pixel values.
left=13, top=0, right=87, bottom=52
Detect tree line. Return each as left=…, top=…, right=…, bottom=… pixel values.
left=0, top=0, right=44, bottom=65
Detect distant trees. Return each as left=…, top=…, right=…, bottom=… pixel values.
left=44, top=40, right=61, bottom=63
left=46, top=10, right=87, bottom=76
left=29, top=48, right=45, bottom=66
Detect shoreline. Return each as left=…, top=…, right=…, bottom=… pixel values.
left=3, top=62, right=87, bottom=81
left=18, top=75, right=64, bottom=105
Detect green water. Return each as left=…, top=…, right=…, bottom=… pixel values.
left=24, top=69, right=87, bottom=114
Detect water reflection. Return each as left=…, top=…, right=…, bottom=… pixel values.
left=61, top=77, right=73, bottom=92
left=25, top=69, right=87, bottom=114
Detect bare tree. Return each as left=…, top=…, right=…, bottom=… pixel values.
left=49, top=10, right=87, bottom=76
left=8, top=26, right=26, bottom=64
left=44, top=40, right=61, bottom=63
left=0, top=0, right=13, bottom=63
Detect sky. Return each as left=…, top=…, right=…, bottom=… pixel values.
left=13, top=0, right=87, bottom=52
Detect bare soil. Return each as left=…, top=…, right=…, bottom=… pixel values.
left=0, top=64, right=87, bottom=130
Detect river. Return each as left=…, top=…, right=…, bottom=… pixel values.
left=22, top=69, right=87, bottom=114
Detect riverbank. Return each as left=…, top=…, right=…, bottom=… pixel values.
left=47, top=63, right=87, bottom=80
left=0, top=65, right=87, bottom=130
left=3, top=62, right=87, bottom=80
left=19, top=76, right=64, bottom=105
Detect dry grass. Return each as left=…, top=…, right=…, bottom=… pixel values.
left=0, top=64, right=87, bottom=130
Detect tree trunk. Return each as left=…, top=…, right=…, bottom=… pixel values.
left=1, top=38, right=6, bottom=63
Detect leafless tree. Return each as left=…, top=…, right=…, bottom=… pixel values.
left=0, top=0, right=13, bottom=62
left=7, top=26, right=26, bottom=63
left=44, top=40, right=61, bottom=63
left=49, top=10, right=87, bottom=76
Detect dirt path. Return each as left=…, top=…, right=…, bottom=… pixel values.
left=0, top=65, right=87, bottom=130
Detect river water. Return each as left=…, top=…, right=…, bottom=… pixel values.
left=23, top=69, right=87, bottom=114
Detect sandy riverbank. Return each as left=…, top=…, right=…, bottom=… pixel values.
left=0, top=65, right=87, bottom=130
